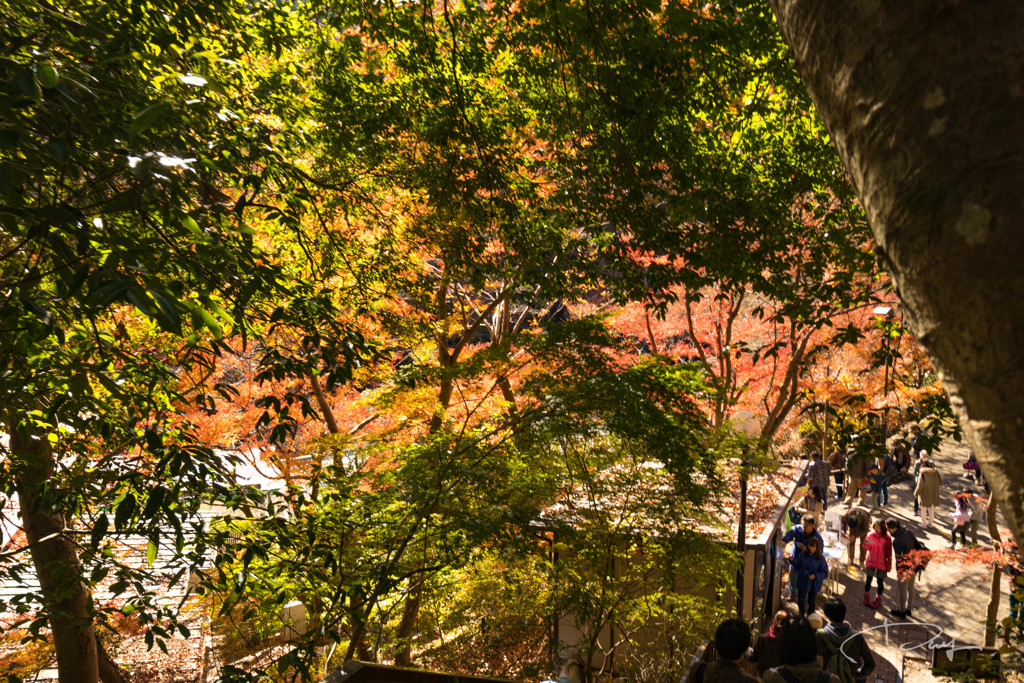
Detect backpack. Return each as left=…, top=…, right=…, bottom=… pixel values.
left=817, top=629, right=858, bottom=683
left=770, top=666, right=832, bottom=683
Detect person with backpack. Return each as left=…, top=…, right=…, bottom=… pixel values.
left=685, top=618, right=757, bottom=683
left=763, top=615, right=839, bottom=683
left=886, top=518, right=927, bottom=618
left=817, top=597, right=876, bottom=683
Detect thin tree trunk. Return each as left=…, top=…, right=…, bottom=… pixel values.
left=644, top=309, right=659, bottom=355
left=985, top=495, right=1002, bottom=647
left=497, top=376, right=517, bottom=414
left=10, top=420, right=100, bottom=683
left=311, top=374, right=340, bottom=435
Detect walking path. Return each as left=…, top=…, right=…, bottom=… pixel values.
left=813, top=436, right=1012, bottom=682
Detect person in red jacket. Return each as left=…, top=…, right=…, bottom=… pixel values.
left=862, top=520, right=893, bottom=609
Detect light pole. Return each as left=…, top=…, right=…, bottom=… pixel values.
left=732, top=410, right=760, bottom=617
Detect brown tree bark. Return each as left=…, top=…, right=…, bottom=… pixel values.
left=985, top=496, right=1002, bottom=647
left=9, top=421, right=100, bottom=683
left=768, top=1, right=1024, bottom=542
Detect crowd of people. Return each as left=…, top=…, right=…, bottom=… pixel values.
left=689, top=599, right=876, bottom=683
left=684, top=422, right=1002, bottom=683
left=788, top=424, right=997, bottom=616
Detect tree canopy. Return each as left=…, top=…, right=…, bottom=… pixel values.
left=0, top=0, right=944, bottom=681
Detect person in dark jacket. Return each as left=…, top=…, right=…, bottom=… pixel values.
left=828, top=449, right=846, bottom=500
left=909, top=423, right=927, bottom=456
left=844, top=454, right=870, bottom=505
left=806, top=451, right=832, bottom=510
left=749, top=609, right=792, bottom=677
left=763, top=615, right=839, bottom=683
left=782, top=516, right=824, bottom=600
left=886, top=519, right=926, bottom=618
left=792, top=537, right=829, bottom=616
left=817, top=597, right=876, bottom=683
left=686, top=618, right=757, bottom=683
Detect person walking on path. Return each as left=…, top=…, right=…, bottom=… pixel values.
left=862, top=462, right=884, bottom=510
left=844, top=453, right=870, bottom=506
left=876, top=452, right=894, bottom=505
left=948, top=490, right=973, bottom=550
left=888, top=439, right=912, bottom=483
left=791, top=537, right=829, bottom=617
left=749, top=609, right=792, bottom=677
left=841, top=506, right=872, bottom=567
left=817, top=597, right=877, bottom=683
left=783, top=516, right=824, bottom=601
left=1001, top=542, right=1024, bottom=628
left=828, top=449, right=846, bottom=501
left=796, top=486, right=825, bottom=528
left=909, top=423, right=928, bottom=456
left=914, top=457, right=943, bottom=529
left=911, top=450, right=929, bottom=516
left=965, top=488, right=986, bottom=547
left=863, top=520, right=893, bottom=609
left=686, top=618, right=757, bottom=683
left=763, top=616, right=839, bottom=683
left=806, top=451, right=831, bottom=511
left=886, top=518, right=926, bottom=618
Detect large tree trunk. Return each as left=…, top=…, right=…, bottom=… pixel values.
left=767, top=1, right=1024, bottom=542
left=9, top=422, right=100, bottom=683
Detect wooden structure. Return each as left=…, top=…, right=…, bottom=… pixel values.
left=324, top=661, right=512, bottom=683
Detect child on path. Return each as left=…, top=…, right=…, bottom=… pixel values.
left=948, top=490, right=972, bottom=550
left=863, top=520, right=893, bottom=609
left=791, top=537, right=829, bottom=617
left=862, top=463, right=884, bottom=510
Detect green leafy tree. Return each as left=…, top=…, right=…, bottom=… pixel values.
left=0, top=2, right=366, bottom=681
